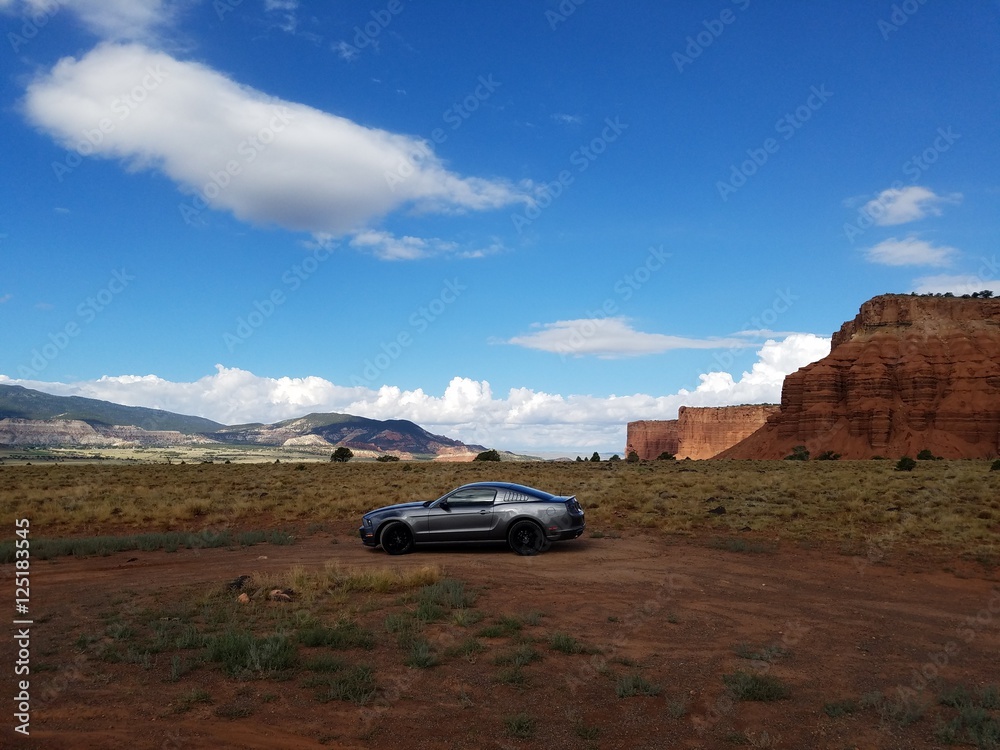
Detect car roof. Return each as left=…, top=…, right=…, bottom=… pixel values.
left=453, top=482, right=555, bottom=500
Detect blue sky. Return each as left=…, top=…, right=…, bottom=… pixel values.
left=1, top=0, right=998, bottom=453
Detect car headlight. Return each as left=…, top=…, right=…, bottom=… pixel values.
left=364, top=517, right=373, bottom=528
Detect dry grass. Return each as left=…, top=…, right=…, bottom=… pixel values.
left=1, top=459, right=997, bottom=556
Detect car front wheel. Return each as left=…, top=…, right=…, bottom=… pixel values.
left=380, top=522, right=414, bottom=555
left=508, top=520, right=548, bottom=556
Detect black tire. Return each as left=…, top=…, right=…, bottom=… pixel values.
left=508, top=520, right=547, bottom=556
left=380, top=522, right=414, bottom=555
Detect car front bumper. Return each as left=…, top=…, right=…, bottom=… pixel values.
left=359, top=526, right=377, bottom=547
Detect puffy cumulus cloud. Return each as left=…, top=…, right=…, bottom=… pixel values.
left=506, top=317, right=754, bottom=359
left=4, top=367, right=365, bottom=426
left=2, top=335, right=831, bottom=452
left=23, top=44, right=526, bottom=238
left=865, top=236, right=957, bottom=267
left=862, top=186, right=961, bottom=226
left=2, top=0, right=174, bottom=42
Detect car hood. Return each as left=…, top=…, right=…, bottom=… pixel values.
left=364, top=501, right=428, bottom=518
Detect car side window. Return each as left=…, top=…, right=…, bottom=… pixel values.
left=498, top=490, right=531, bottom=503
left=446, top=489, right=497, bottom=507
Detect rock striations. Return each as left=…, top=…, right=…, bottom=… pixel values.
left=720, top=294, right=1000, bottom=459
left=626, top=420, right=680, bottom=460
left=0, top=418, right=213, bottom=447
left=627, top=405, right=779, bottom=460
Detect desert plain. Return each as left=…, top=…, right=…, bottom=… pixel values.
left=2, top=458, right=999, bottom=750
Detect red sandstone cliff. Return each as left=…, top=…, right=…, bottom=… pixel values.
left=720, top=294, right=1000, bottom=459
left=627, top=420, right=680, bottom=460
left=627, top=405, right=779, bottom=460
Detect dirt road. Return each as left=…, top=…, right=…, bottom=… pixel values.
left=4, top=527, right=999, bottom=749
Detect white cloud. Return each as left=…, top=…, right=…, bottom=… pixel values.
left=862, top=186, right=961, bottom=226
left=507, top=317, right=754, bottom=359
left=864, top=236, right=957, bottom=267
left=346, top=231, right=504, bottom=261
left=1, top=335, right=831, bottom=452
left=348, top=230, right=455, bottom=261
left=23, top=43, right=526, bottom=238
left=911, top=274, right=999, bottom=295
left=552, top=113, right=582, bottom=125
left=264, top=0, right=298, bottom=33
left=2, top=0, right=173, bottom=41
left=332, top=40, right=360, bottom=61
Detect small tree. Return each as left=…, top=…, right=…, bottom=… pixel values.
left=916, top=449, right=937, bottom=461
left=590, top=452, right=601, bottom=463
left=331, top=447, right=353, bottom=463
left=656, top=451, right=676, bottom=461
left=608, top=454, right=621, bottom=462
left=626, top=451, right=641, bottom=464
left=575, top=456, right=584, bottom=462
left=376, top=454, right=400, bottom=462
left=474, top=449, right=501, bottom=462
left=990, top=459, right=1000, bottom=471
left=784, top=445, right=810, bottom=461
left=895, top=456, right=917, bottom=472
left=815, top=450, right=841, bottom=461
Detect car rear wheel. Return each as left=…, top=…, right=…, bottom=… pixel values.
left=380, top=522, right=414, bottom=555
left=508, top=520, right=548, bottom=556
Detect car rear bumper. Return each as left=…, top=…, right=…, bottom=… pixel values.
left=545, top=523, right=585, bottom=542
left=359, top=526, right=377, bottom=547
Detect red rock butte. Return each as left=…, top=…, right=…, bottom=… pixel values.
left=720, top=293, right=1000, bottom=459
left=627, top=405, right=779, bottom=460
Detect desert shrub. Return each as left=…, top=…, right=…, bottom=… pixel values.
left=723, top=670, right=790, bottom=701
left=205, top=630, right=297, bottom=676
left=504, top=713, right=536, bottom=739
left=824, top=699, right=858, bottom=717
left=815, top=450, right=841, bottom=461
left=896, top=456, right=917, bottom=472
left=549, top=632, right=585, bottom=654
left=590, top=452, right=601, bottom=462
left=375, top=454, right=399, bottom=462
left=474, top=449, right=501, bottom=462
left=404, top=639, right=438, bottom=668
left=917, top=449, right=938, bottom=460
left=308, top=665, right=377, bottom=704
left=990, top=459, right=1000, bottom=472
left=784, top=446, right=809, bottom=461
left=656, top=451, right=676, bottom=461
left=626, top=451, right=641, bottom=463
left=616, top=673, right=661, bottom=698
left=331, top=447, right=353, bottom=463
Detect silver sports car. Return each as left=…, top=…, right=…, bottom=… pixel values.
left=358, top=481, right=585, bottom=556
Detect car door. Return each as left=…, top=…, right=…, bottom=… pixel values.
left=426, top=488, right=497, bottom=541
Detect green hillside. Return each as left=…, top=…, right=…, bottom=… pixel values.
left=0, top=384, right=224, bottom=434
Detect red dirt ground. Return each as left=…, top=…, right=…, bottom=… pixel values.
left=4, top=526, right=999, bottom=749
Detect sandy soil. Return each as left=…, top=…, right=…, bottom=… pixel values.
left=4, top=527, right=999, bottom=749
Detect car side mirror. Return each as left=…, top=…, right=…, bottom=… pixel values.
left=439, top=499, right=450, bottom=510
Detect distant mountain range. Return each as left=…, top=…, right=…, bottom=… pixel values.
left=0, top=384, right=223, bottom=433
left=0, top=384, right=486, bottom=458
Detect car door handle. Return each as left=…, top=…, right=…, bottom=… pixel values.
left=479, top=509, right=488, bottom=514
